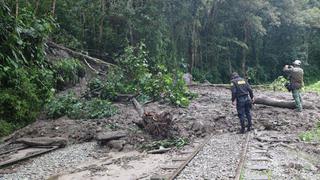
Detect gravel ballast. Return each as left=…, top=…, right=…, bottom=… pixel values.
left=0, top=142, right=96, bottom=180
left=177, top=133, right=245, bottom=180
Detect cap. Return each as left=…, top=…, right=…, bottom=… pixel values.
left=293, top=60, right=301, bottom=66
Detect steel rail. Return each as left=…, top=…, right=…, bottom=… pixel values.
left=168, top=135, right=213, bottom=180
left=234, top=133, right=251, bottom=180
left=0, top=146, right=59, bottom=168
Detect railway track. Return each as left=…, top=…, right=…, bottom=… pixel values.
left=0, top=144, right=60, bottom=169
left=151, top=131, right=275, bottom=180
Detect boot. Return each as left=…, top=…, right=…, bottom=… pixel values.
left=237, top=127, right=245, bottom=134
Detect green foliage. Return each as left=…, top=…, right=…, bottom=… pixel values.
left=46, top=93, right=78, bottom=119
left=191, top=69, right=206, bottom=83
left=46, top=93, right=117, bottom=119
left=0, top=2, right=56, bottom=136
left=87, top=43, right=193, bottom=107
left=54, top=58, right=85, bottom=90
left=305, top=81, right=320, bottom=93
left=0, top=120, right=15, bottom=137
left=270, top=76, right=290, bottom=92
left=87, top=75, right=119, bottom=101
left=141, top=137, right=189, bottom=151
left=69, top=99, right=118, bottom=119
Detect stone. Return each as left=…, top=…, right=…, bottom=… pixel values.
left=183, top=73, right=193, bottom=85
left=96, top=131, right=127, bottom=145
left=107, top=140, right=126, bottom=151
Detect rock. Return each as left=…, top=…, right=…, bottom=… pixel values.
left=191, top=120, right=213, bottom=136
left=107, top=140, right=126, bottom=151
left=96, top=131, right=127, bottom=145
left=147, top=148, right=171, bottom=154
left=288, top=162, right=303, bottom=170
left=123, top=144, right=134, bottom=152
left=15, top=137, right=68, bottom=147
left=192, top=121, right=205, bottom=132
left=183, top=73, right=193, bottom=85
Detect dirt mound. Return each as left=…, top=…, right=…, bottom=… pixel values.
left=3, top=117, right=98, bottom=144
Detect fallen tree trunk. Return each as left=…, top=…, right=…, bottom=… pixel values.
left=254, top=97, right=315, bottom=109
left=47, top=41, right=116, bottom=68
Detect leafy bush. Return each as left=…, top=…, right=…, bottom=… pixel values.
left=53, top=58, right=86, bottom=90
left=87, top=43, right=195, bottom=107
left=46, top=93, right=117, bottom=119
left=192, top=68, right=207, bottom=83
left=141, top=137, right=189, bottom=150
left=46, top=93, right=79, bottom=119
left=86, top=68, right=123, bottom=100
left=270, top=76, right=289, bottom=91
left=68, top=99, right=118, bottom=119
left=0, top=120, right=15, bottom=137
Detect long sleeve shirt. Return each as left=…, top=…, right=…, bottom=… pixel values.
left=231, top=76, right=254, bottom=102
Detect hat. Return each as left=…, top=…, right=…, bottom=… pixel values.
left=231, top=72, right=239, bottom=79
left=293, top=60, right=301, bottom=66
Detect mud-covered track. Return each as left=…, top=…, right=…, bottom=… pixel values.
left=235, top=133, right=250, bottom=180
left=0, top=145, right=59, bottom=168
left=167, top=135, right=213, bottom=180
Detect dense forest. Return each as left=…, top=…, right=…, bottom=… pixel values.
left=5, top=0, right=320, bottom=83
left=1, top=0, right=320, bottom=135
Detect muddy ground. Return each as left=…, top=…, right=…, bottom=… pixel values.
left=1, top=86, right=320, bottom=179
left=4, top=86, right=320, bottom=144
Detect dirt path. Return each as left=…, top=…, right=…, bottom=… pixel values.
left=1, top=86, right=320, bottom=179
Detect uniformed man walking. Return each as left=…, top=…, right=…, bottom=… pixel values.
left=231, top=72, right=254, bottom=134
left=283, top=60, right=304, bottom=112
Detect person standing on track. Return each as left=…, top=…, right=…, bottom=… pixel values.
left=230, top=72, right=255, bottom=134
left=283, top=60, right=304, bottom=112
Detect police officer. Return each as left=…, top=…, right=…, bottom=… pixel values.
left=231, top=72, right=254, bottom=134
left=283, top=60, right=304, bottom=112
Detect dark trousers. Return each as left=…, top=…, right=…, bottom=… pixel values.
left=236, top=96, right=252, bottom=130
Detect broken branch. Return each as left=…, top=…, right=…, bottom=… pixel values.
left=47, top=41, right=117, bottom=67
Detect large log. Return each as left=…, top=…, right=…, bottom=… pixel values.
left=254, top=97, right=315, bottom=109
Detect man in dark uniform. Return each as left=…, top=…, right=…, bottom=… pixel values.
left=231, top=72, right=254, bottom=134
